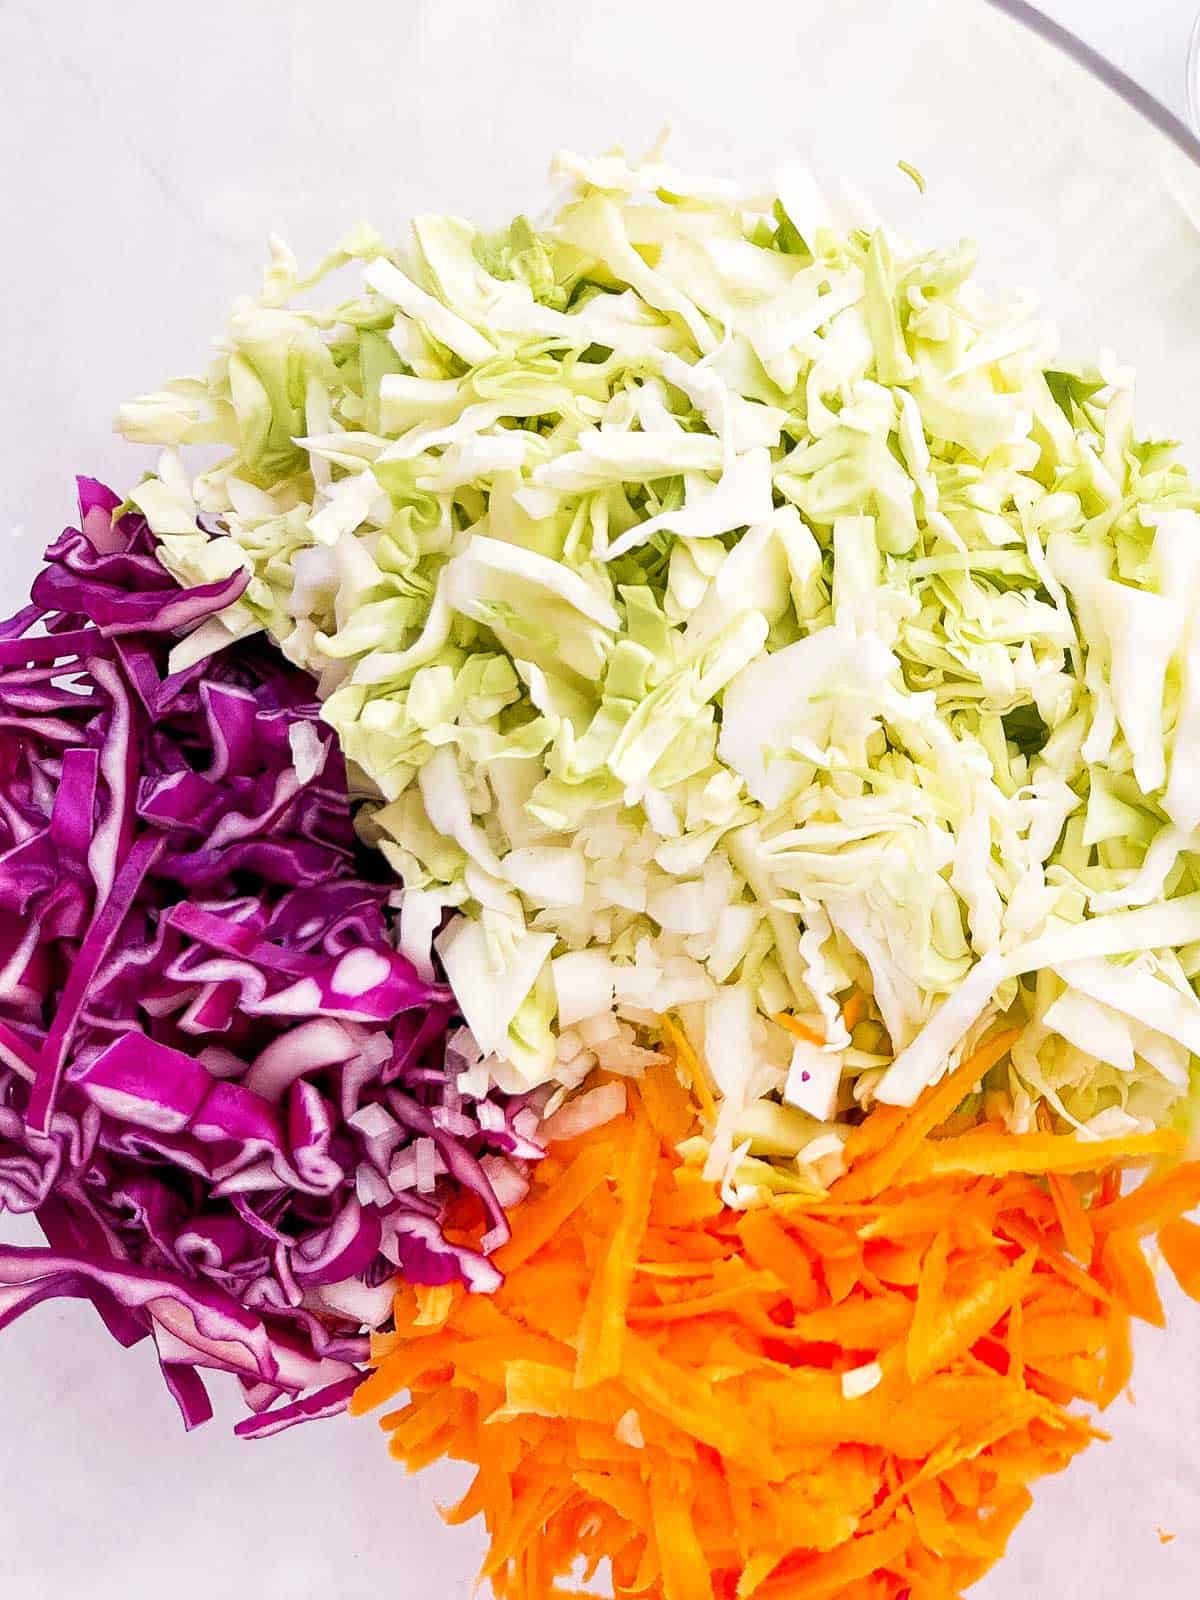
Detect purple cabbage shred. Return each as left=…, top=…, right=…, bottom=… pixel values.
left=0, top=480, right=542, bottom=1436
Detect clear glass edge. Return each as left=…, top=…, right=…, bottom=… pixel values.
left=986, top=0, right=1200, bottom=162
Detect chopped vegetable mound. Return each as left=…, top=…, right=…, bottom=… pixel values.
left=0, top=480, right=541, bottom=1434
left=355, top=1063, right=1200, bottom=1600
left=119, top=143, right=1200, bottom=1188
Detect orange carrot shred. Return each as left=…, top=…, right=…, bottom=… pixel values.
left=906, top=1249, right=1037, bottom=1384
left=1047, top=1172, right=1095, bottom=1265
left=754, top=1524, right=912, bottom=1600
left=356, top=1065, right=1200, bottom=1600
left=649, top=1469, right=713, bottom=1600
left=1100, top=1230, right=1166, bottom=1327
left=1000, top=1217, right=1112, bottom=1305
left=639, top=1059, right=697, bottom=1147
left=629, top=1273, right=783, bottom=1326
left=773, top=1012, right=826, bottom=1047
left=1090, top=1160, right=1200, bottom=1238
left=840, top=989, right=866, bottom=1034
left=907, top=1228, right=950, bottom=1381
left=575, top=1112, right=658, bottom=1388
left=737, top=1208, right=820, bottom=1308
left=659, top=1015, right=715, bottom=1120
left=902, top=1128, right=1183, bottom=1182
left=1158, top=1216, right=1200, bottom=1302
left=1006, top=1296, right=1025, bottom=1387
left=493, top=1141, right=616, bottom=1275
left=841, top=1101, right=907, bottom=1168
left=837, top=1028, right=1020, bottom=1201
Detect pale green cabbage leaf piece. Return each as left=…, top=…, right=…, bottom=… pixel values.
left=118, top=146, right=1200, bottom=1187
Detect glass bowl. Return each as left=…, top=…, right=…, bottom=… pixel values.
left=2, top=3, right=1199, bottom=1596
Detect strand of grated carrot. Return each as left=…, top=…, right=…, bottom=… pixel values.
left=840, top=989, right=867, bottom=1034
left=354, top=1063, right=1200, bottom=1600
left=575, top=1114, right=658, bottom=1386
left=658, top=1014, right=715, bottom=1121
left=837, top=1028, right=1022, bottom=1198
left=772, top=1012, right=826, bottom=1047
left=1047, top=1172, right=1095, bottom=1264
left=1158, top=1216, right=1200, bottom=1299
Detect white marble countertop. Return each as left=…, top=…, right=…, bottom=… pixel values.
left=2, top=3, right=1199, bottom=1597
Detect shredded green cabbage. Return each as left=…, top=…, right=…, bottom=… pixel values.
left=120, top=145, right=1200, bottom=1183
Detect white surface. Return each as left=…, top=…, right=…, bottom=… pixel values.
left=3, top=1, right=1200, bottom=1595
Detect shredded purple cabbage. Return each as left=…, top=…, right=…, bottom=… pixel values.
left=0, top=480, right=541, bottom=1435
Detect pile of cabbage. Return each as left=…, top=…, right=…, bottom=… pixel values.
left=0, top=482, right=540, bottom=1433
left=119, top=148, right=1200, bottom=1192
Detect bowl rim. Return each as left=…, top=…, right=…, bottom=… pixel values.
left=987, top=0, right=1200, bottom=163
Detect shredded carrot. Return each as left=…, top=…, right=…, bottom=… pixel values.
left=773, top=1011, right=826, bottom=1047
left=1037, top=1105, right=1097, bottom=1265
left=354, top=1064, right=1200, bottom=1600
left=649, top=1468, right=712, bottom=1600
left=907, top=1246, right=1036, bottom=1384
left=1006, top=1295, right=1025, bottom=1386
left=737, top=1207, right=820, bottom=1308
left=1089, top=1161, right=1200, bottom=1237
left=1099, top=1230, right=1165, bottom=1328
left=659, top=1014, right=715, bottom=1121
left=837, top=1028, right=1021, bottom=1200
left=413, top=1283, right=456, bottom=1328
left=999, top=1217, right=1112, bottom=1306
left=840, top=989, right=866, bottom=1034
left=492, top=1142, right=617, bottom=1275
left=902, top=1127, right=1183, bottom=1181
left=1158, top=1216, right=1200, bottom=1301
left=1047, top=1172, right=1095, bottom=1265
left=841, top=1100, right=908, bottom=1168
left=1158, top=1527, right=1177, bottom=1545
left=576, top=1114, right=658, bottom=1386
left=638, top=1058, right=697, bottom=1147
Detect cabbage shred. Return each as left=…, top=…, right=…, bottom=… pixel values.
left=121, top=146, right=1200, bottom=1187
